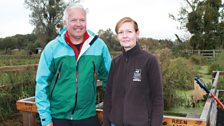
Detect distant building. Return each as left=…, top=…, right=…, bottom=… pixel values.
left=36, top=48, right=42, bottom=54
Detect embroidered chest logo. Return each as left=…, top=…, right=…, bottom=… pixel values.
left=132, top=69, right=141, bottom=82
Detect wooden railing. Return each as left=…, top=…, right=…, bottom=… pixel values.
left=0, top=64, right=38, bottom=90
left=187, top=50, right=223, bottom=59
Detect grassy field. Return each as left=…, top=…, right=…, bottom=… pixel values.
left=0, top=55, right=39, bottom=67
left=0, top=55, right=39, bottom=125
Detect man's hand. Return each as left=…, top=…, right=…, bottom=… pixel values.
left=47, top=122, right=53, bottom=126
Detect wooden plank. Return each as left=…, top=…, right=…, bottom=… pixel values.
left=22, top=112, right=37, bottom=126
left=92, top=110, right=207, bottom=126
left=16, top=97, right=105, bottom=125
left=211, top=71, right=220, bottom=94
left=17, top=98, right=209, bottom=126
left=96, top=109, right=103, bottom=124
left=16, top=97, right=37, bottom=113
left=163, top=116, right=206, bottom=126
left=216, top=71, right=224, bottom=76
left=0, top=64, right=38, bottom=72
left=200, top=71, right=219, bottom=121
left=209, top=99, right=217, bottom=126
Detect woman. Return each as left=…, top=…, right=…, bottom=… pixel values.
left=103, top=17, right=163, bottom=126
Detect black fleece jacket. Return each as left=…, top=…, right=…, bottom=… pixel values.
left=103, top=44, right=163, bottom=126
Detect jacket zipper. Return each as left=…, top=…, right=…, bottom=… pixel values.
left=71, top=63, right=79, bottom=119
left=50, top=63, right=63, bottom=99
left=92, top=61, right=96, bottom=97
left=123, top=57, right=128, bottom=124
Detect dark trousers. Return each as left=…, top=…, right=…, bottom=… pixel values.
left=52, top=116, right=100, bottom=126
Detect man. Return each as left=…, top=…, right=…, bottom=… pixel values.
left=35, top=3, right=111, bottom=126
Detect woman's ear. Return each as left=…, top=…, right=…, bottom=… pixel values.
left=136, top=31, right=140, bottom=38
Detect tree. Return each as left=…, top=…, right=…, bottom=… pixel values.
left=24, top=0, right=66, bottom=47
left=98, top=29, right=121, bottom=51
left=0, top=34, right=37, bottom=54
left=172, top=0, right=224, bottom=49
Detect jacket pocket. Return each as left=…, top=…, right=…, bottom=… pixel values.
left=50, top=63, right=63, bottom=100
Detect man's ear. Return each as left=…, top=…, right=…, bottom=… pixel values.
left=63, top=20, right=67, bottom=28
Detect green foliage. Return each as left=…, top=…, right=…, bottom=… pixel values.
left=0, top=71, right=36, bottom=122
left=217, top=76, right=224, bottom=90
left=173, top=0, right=224, bottom=50
left=155, top=48, right=195, bottom=110
left=0, top=55, right=38, bottom=122
left=171, top=40, right=192, bottom=57
left=0, top=55, right=39, bottom=67
left=155, top=48, right=175, bottom=109
left=98, top=29, right=121, bottom=51
left=209, top=52, right=224, bottom=73
left=25, top=0, right=66, bottom=47
left=140, top=38, right=173, bottom=52
left=0, top=34, right=37, bottom=55
left=166, top=57, right=195, bottom=90
left=189, top=54, right=206, bottom=65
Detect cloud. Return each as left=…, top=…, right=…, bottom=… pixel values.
left=0, top=0, right=185, bottom=40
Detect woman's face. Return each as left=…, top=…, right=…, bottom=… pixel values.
left=117, top=22, right=139, bottom=51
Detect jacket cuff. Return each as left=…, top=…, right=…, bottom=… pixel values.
left=40, top=114, right=52, bottom=126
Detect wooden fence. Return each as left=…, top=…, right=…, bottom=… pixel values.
left=0, top=65, right=223, bottom=126
left=187, top=50, right=223, bottom=59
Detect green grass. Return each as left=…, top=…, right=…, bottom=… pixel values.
left=194, top=65, right=212, bottom=86
left=0, top=55, right=38, bottom=122
left=0, top=55, right=39, bottom=67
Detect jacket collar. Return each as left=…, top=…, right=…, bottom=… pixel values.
left=57, top=29, right=97, bottom=62
left=122, top=43, right=141, bottom=58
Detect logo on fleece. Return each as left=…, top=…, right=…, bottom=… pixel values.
left=132, top=69, right=141, bottom=82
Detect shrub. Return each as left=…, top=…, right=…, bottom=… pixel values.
left=165, top=57, right=195, bottom=90
left=155, top=49, right=195, bottom=110
left=190, top=55, right=207, bottom=65
left=209, top=52, right=224, bottom=73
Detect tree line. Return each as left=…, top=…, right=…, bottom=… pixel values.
left=0, top=29, right=174, bottom=55
left=1, top=0, right=224, bottom=54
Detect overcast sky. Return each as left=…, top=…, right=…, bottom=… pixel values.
left=0, top=0, right=187, bottom=40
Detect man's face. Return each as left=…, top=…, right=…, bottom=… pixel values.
left=64, top=8, right=86, bottom=40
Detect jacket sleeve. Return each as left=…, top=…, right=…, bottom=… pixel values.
left=98, top=43, right=112, bottom=90
left=35, top=44, right=53, bottom=126
left=147, top=56, right=164, bottom=126
left=103, top=60, right=115, bottom=126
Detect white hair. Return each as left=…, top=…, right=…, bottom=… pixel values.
left=63, top=3, right=87, bottom=24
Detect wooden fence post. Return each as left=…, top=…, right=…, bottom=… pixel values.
left=22, top=112, right=37, bottom=126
